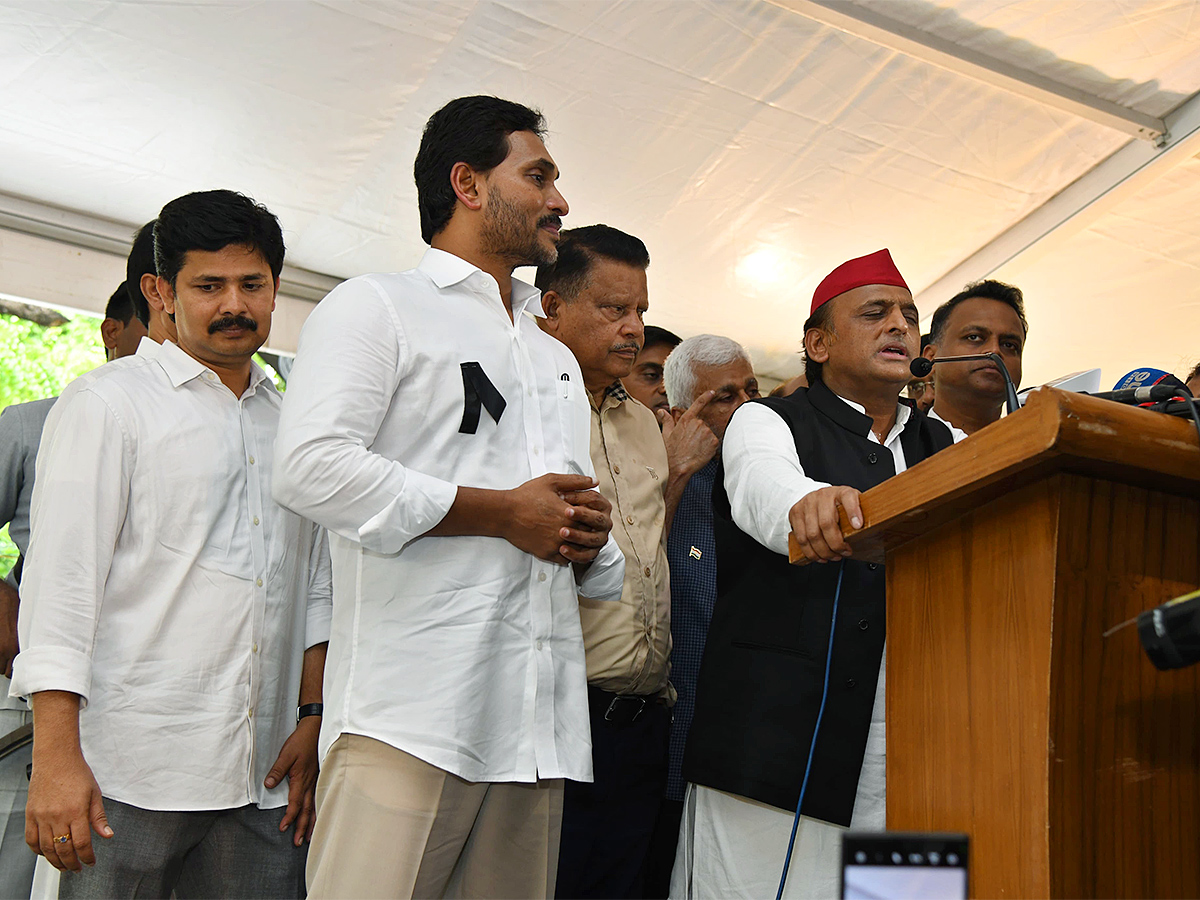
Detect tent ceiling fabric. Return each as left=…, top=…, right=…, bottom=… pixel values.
left=0, top=0, right=1198, bottom=385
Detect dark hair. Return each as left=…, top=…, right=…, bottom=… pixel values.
left=643, top=325, right=682, bottom=352
left=801, top=302, right=835, bottom=385
left=920, top=332, right=932, bottom=352
left=1187, top=361, right=1200, bottom=384
left=154, top=190, right=285, bottom=287
left=123, top=221, right=155, bottom=327
left=414, top=96, right=546, bottom=245
left=534, top=224, right=650, bottom=300
left=104, top=282, right=137, bottom=324
left=929, top=279, right=1028, bottom=345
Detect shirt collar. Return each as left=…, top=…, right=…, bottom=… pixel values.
left=154, top=339, right=271, bottom=396
left=417, top=247, right=543, bottom=319
left=592, top=380, right=629, bottom=412
left=828, top=388, right=911, bottom=444
left=134, top=336, right=160, bottom=359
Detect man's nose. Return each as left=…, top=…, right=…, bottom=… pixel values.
left=548, top=186, right=568, bottom=217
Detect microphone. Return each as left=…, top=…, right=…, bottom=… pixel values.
left=909, top=353, right=1020, bottom=415
left=1090, top=368, right=1193, bottom=405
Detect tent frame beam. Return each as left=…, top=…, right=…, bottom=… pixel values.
left=0, top=191, right=340, bottom=303
left=768, top=0, right=1167, bottom=142
left=914, top=89, right=1200, bottom=309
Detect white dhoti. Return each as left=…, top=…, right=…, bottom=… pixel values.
left=670, top=649, right=886, bottom=900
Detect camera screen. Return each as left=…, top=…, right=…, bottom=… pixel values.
left=841, top=832, right=968, bottom=900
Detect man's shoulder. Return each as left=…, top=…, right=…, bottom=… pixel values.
left=328, top=269, right=440, bottom=306
left=59, top=356, right=166, bottom=409
left=613, top=393, right=665, bottom=440
left=0, top=396, right=57, bottom=428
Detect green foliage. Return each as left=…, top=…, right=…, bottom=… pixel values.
left=0, top=313, right=106, bottom=412
left=0, top=312, right=106, bottom=577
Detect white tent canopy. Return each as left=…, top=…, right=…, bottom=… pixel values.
left=1, top=0, right=1199, bottom=387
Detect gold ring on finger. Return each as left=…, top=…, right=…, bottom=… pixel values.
left=53, top=833, right=71, bottom=844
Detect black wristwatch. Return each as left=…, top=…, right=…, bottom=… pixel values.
left=296, top=703, right=323, bottom=722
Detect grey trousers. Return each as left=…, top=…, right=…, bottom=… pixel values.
left=57, top=797, right=306, bottom=899
left=0, top=710, right=35, bottom=900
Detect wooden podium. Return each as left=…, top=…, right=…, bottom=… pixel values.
left=806, top=388, right=1200, bottom=898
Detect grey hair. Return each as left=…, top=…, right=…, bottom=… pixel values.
left=664, top=334, right=752, bottom=408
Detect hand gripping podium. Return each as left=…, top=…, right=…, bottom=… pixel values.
left=790, top=388, right=1200, bottom=898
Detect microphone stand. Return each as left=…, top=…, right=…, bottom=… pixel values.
left=911, top=352, right=1020, bottom=415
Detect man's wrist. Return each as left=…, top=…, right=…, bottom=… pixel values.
left=296, top=703, right=323, bottom=722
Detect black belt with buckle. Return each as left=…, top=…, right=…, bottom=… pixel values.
left=588, top=685, right=665, bottom=727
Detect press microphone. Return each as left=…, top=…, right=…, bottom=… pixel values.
left=909, top=353, right=1020, bottom=415
left=1090, top=368, right=1193, bottom=405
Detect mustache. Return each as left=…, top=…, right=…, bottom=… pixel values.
left=538, top=215, right=563, bottom=229
left=209, top=315, right=258, bottom=334
left=611, top=341, right=641, bottom=354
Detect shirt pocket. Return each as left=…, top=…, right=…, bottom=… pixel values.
left=556, top=376, right=591, bottom=474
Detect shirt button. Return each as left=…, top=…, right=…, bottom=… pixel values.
left=858, top=619, right=869, bottom=631
left=249, top=455, right=256, bottom=465
left=869, top=563, right=879, bottom=571
left=644, top=566, right=652, bottom=577
left=253, top=516, right=260, bottom=526
left=846, top=679, right=857, bottom=689
left=253, top=643, right=259, bottom=653
left=536, top=640, right=544, bottom=650
left=614, top=465, right=621, bottom=475
left=247, top=707, right=254, bottom=718
left=626, top=515, right=635, bottom=525
left=256, top=578, right=263, bottom=587
left=537, top=571, right=547, bottom=583
left=867, top=452, right=878, bottom=464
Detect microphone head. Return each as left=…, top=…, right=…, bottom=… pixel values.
left=909, top=357, right=934, bottom=378
left=1112, top=367, right=1170, bottom=391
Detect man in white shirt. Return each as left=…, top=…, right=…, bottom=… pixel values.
left=12, top=189, right=331, bottom=899
left=673, top=250, right=965, bottom=899
left=0, top=280, right=154, bottom=898
left=273, top=95, right=624, bottom=899
left=922, top=280, right=1028, bottom=435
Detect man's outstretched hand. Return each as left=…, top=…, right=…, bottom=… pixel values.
left=788, top=485, right=863, bottom=563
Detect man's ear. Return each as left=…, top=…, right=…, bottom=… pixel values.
left=141, top=273, right=165, bottom=312
left=540, top=290, right=564, bottom=332
left=100, top=317, right=121, bottom=352
left=922, top=342, right=936, bottom=361
left=450, top=162, right=484, bottom=212
left=803, top=327, right=830, bottom=366
left=156, top=276, right=177, bottom=316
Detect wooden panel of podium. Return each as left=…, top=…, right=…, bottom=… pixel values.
left=794, top=388, right=1200, bottom=898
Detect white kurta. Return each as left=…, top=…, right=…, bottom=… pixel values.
left=670, top=395, right=964, bottom=899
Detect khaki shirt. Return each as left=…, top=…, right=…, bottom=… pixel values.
left=580, top=383, right=673, bottom=699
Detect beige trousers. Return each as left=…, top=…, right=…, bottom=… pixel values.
left=306, top=733, right=564, bottom=899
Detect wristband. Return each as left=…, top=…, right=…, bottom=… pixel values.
left=296, top=703, right=323, bottom=722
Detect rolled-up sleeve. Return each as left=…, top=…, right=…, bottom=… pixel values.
left=722, top=402, right=828, bottom=556
left=11, top=390, right=130, bottom=703
left=273, top=278, right=458, bottom=554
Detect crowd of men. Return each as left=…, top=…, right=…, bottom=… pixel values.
left=0, top=94, right=1188, bottom=900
